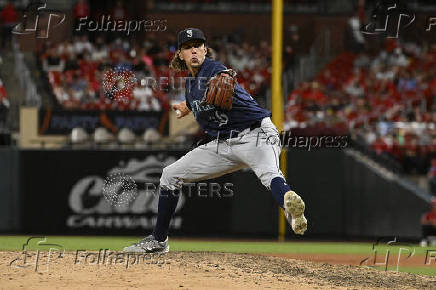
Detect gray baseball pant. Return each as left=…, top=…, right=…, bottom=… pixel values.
left=160, top=117, right=284, bottom=190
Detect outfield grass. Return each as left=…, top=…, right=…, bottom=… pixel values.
left=0, top=235, right=431, bottom=255
left=171, top=240, right=433, bottom=255
left=392, top=267, right=436, bottom=276
left=0, top=236, right=434, bottom=276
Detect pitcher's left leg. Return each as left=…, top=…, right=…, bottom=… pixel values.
left=231, top=119, right=286, bottom=201
left=232, top=118, right=307, bottom=235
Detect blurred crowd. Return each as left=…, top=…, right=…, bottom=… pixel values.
left=39, top=34, right=168, bottom=111
left=286, top=40, right=436, bottom=175
left=0, top=0, right=285, bottom=112
left=29, top=0, right=276, bottom=111
left=37, top=33, right=273, bottom=111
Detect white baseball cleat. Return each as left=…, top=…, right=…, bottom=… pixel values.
left=420, top=239, right=428, bottom=247
left=284, top=190, right=307, bottom=235
left=123, top=235, right=169, bottom=253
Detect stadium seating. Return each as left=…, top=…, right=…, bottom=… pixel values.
left=143, top=128, right=162, bottom=144
left=285, top=41, right=436, bottom=173
left=118, top=127, right=136, bottom=144
left=71, top=127, right=89, bottom=145
left=94, top=127, right=114, bottom=144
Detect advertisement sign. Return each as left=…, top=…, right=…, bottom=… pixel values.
left=20, top=150, right=247, bottom=236
left=38, top=109, right=169, bottom=135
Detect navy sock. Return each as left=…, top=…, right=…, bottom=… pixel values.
left=270, top=177, right=291, bottom=208
left=152, top=189, right=180, bottom=242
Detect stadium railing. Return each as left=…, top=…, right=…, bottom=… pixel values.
left=12, top=38, right=41, bottom=107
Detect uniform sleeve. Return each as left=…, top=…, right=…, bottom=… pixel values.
left=184, top=78, right=192, bottom=110
left=210, top=61, right=228, bottom=77
left=185, top=95, right=192, bottom=110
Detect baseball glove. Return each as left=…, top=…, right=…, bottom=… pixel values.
left=201, top=69, right=237, bottom=110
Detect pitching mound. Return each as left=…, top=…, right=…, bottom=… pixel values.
left=2, top=251, right=435, bottom=289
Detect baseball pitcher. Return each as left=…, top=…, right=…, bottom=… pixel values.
left=124, top=28, right=307, bottom=253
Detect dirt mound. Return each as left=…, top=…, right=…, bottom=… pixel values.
left=2, top=251, right=435, bottom=289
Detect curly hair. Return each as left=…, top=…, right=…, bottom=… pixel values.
left=169, top=47, right=216, bottom=72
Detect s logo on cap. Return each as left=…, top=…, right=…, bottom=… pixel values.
left=187, top=29, right=192, bottom=37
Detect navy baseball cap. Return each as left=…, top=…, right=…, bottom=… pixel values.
left=177, top=28, right=206, bottom=49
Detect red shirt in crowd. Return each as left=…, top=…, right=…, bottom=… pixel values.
left=0, top=3, right=18, bottom=24
left=0, top=83, right=7, bottom=99
left=423, top=211, right=436, bottom=223
left=73, top=0, right=90, bottom=19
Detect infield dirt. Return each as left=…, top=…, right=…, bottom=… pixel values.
left=1, top=251, right=435, bottom=289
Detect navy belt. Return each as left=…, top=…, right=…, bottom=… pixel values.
left=217, top=119, right=262, bottom=140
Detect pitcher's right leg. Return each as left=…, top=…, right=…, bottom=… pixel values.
left=124, top=143, right=244, bottom=253
left=153, top=143, right=244, bottom=242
